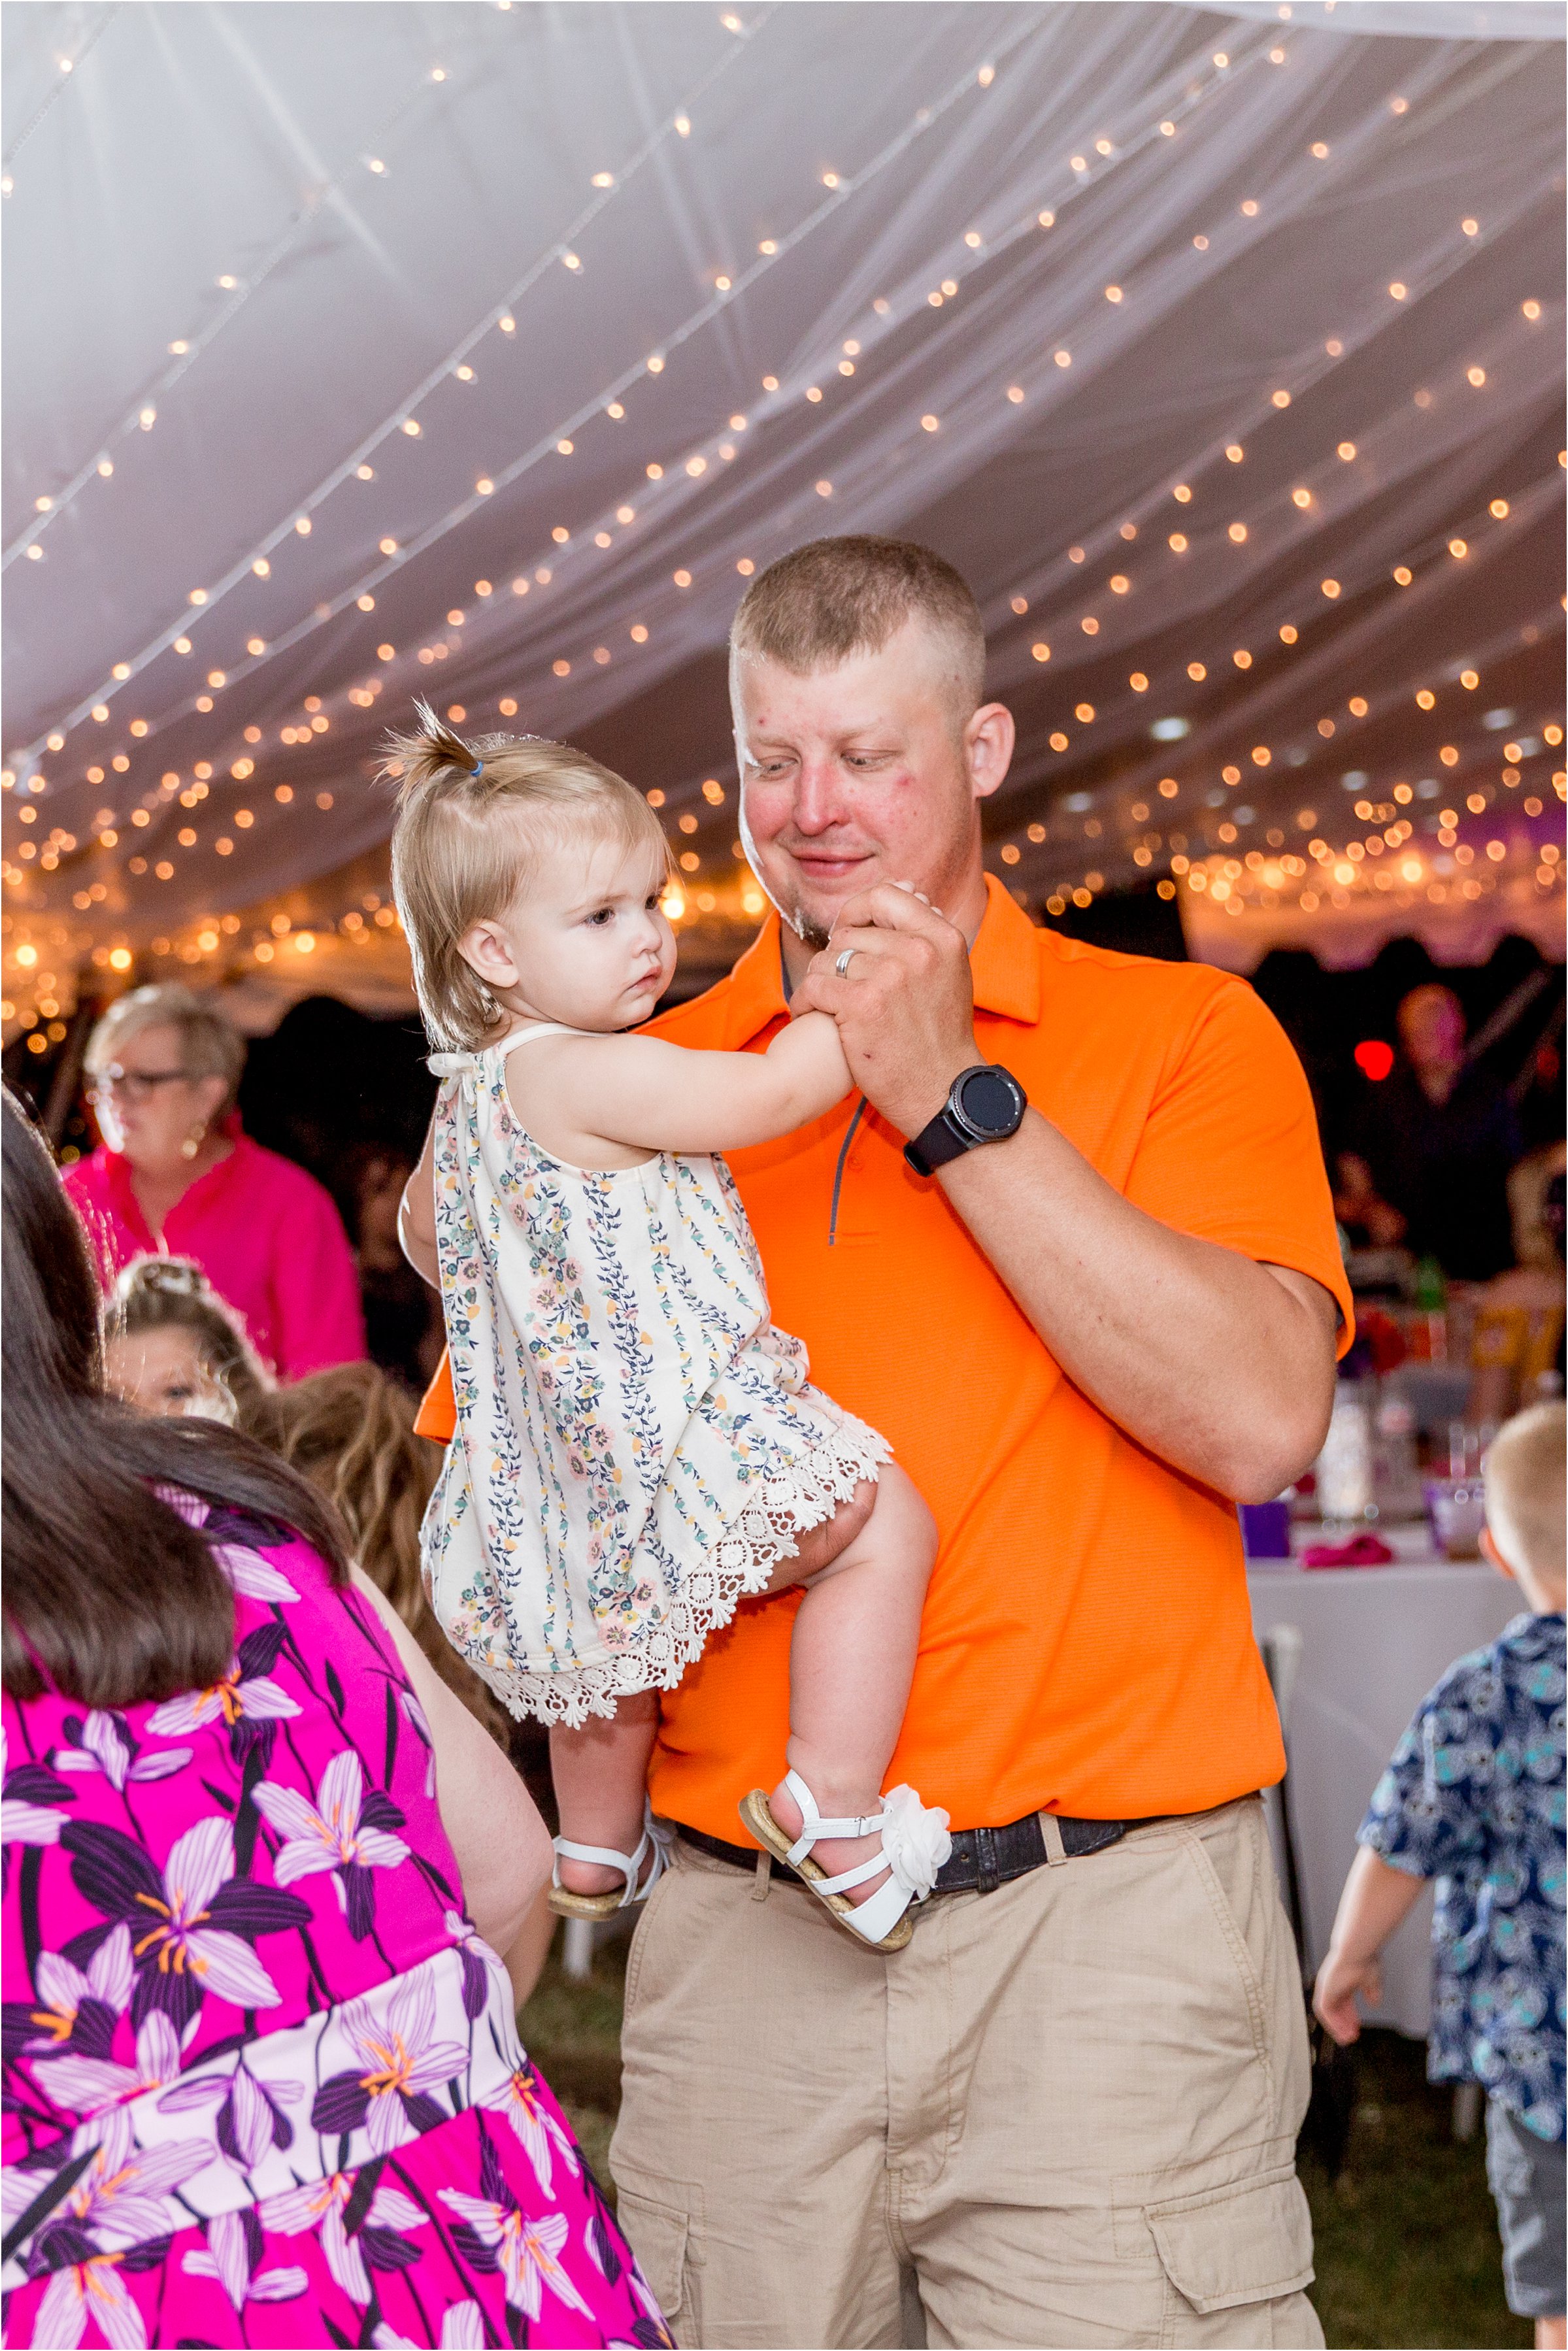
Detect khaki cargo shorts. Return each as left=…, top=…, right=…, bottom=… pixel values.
left=611, top=1793, right=1322, bottom=2349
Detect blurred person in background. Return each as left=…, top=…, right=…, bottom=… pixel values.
left=1, top=1088, right=658, bottom=2350
left=1335, top=982, right=1523, bottom=1278
left=242, top=1361, right=510, bottom=1746
left=243, top=1359, right=556, bottom=2003
left=339, top=1142, right=444, bottom=1395
left=105, top=1254, right=273, bottom=1422
left=65, top=983, right=367, bottom=1380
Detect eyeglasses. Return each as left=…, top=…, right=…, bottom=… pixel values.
left=88, top=1065, right=194, bottom=1105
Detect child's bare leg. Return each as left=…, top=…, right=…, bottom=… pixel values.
left=765, top=1461, right=937, bottom=1905
left=549, top=1691, right=660, bottom=1897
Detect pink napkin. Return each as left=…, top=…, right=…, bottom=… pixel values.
left=1301, top=1533, right=1395, bottom=1569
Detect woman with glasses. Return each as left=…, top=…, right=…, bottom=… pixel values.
left=63, top=983, right=365, bottom=1380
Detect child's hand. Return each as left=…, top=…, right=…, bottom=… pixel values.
left=1312, top=1947, right=1380, bottom=2044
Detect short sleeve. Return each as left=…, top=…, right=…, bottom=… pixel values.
left=1124, top=977, right=1353, bottom=1348
left=1358, top=1678, right=1488, bottom=1879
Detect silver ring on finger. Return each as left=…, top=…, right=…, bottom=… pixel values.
left=834, top=946, right=857, bottom=978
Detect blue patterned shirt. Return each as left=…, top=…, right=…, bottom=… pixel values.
left=1358, top=1611, right=1565, bottom=2142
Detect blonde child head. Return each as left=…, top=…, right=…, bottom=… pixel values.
left=1483, top=1401, right=1566, bottom=1608
left=387, top=703, right=671, bottom=1050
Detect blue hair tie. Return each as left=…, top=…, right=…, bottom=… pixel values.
left=470, top=759, right=483, bottom=778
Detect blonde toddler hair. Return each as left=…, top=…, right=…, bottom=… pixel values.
left=387, top=701, right=669, bottom=1050
left=1484, top=1401, right=1566, bottom=1593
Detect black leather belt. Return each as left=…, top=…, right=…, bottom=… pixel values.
left=679, top=1807, right=1143, bottom=1897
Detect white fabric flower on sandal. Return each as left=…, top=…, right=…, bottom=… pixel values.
left=878, top=1785, right=952, bottom=1900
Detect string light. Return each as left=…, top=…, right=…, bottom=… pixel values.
left=10, top=49, right=1556, bottom=973
left=12, top=31, right=1448, bottom=778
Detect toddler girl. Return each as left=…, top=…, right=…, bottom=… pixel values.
left=393, top=709, right=947, bottom=1951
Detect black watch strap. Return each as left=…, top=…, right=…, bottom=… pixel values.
left=903, top=1106, right=977, bottom=1177
left=904, top=1064, right=1027, bottom=1178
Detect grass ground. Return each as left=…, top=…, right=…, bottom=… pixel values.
left=518, top=1931, right=1526, bottom=2350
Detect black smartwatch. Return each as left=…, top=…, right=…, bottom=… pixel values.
left=903, top=1063, right=1027, bottom=1176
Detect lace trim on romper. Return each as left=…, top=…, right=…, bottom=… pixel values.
left=424, top=1023, right=890, bottom=1727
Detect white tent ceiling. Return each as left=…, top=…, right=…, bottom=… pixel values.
left=3, top=0, right=1563, bottom=1026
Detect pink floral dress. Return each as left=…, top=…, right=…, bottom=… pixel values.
left=0, top=1499, right=669, bottom=2350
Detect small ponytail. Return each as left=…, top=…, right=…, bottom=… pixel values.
left=383, top=699, right=485, bottom=803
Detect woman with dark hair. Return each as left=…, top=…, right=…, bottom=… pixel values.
left=1, top=1093, right=666, bottom=2350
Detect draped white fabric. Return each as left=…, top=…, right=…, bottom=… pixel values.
left=2, top=1, right=1561, bottom=1012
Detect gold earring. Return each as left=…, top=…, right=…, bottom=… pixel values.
left=181, top=1122, right=207, bottom=1162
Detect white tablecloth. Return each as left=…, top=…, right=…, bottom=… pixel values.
left=1248, top=1526, right=1520, bottom=2037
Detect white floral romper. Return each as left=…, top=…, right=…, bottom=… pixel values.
left=422, top=1024, right=889, bottom=1725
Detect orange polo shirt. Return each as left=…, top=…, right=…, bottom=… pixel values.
left=416, top=878, right=1352, bottom=1831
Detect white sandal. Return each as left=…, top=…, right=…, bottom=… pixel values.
left=739, top=1771, right=952, bottom=1952
left=548, top=1801, right=673, bottom=1920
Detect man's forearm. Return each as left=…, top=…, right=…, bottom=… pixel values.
left=936, top=1109, right=1339, bottom=1501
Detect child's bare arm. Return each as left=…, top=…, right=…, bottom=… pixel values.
left=529, top=1015, right=853, bottom=1155
left=399, top=1116, right=439, bottom=1287
left=1312, top=1846, right=1426, bottom=2044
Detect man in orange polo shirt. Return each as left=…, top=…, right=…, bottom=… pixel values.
left=411, top=538, right=1350, bottom=2347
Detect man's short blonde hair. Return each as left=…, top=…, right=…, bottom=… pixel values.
left=1484, top=1401, right=1566, bottom=1589
left=386, top=703, right=669, bottom=1051
left=729, top=535, right=986, bottom=717
left=84, top=984, right=246, bottom=1114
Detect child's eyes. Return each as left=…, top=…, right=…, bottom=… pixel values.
left=586, top=907, right=614, bottom=927
left=646, top=893, right=663, bottom=912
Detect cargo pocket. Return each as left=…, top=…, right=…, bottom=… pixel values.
left=616, top=2185, right=699, bottom=2345
left=1148, top=2165, right=1314, bottom=2323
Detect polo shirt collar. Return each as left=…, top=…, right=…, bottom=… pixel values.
left=969, top=874, right=1043, bottom=1025
left=717, top=871, right=1040, bottom=1046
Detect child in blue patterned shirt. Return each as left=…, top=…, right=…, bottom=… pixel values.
left=1315, top=1401, right=1566, bottom=2348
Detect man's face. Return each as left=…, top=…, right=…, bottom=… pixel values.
left=732, top=618, right=1011, bottom=948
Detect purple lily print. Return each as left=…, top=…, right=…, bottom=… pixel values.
left=374, top=2297, right=486, bottom=2348
left=2, top=1722, right=74, bottom=1852
left=3, top=1506, right=665, bottom=2348
left=3, top=1921, right=130, bottom=2067
left=59, top=1814, right=309, bottom=2030
left=480, top=2054, right=581, bottom=2193
left=37, top=2005, right=186, bottom=2120
left=181, top=2207, right=307, bottom=2312
left=259, top=2173, right=428, bottom=2307
left=253, top=1749, right=409, bottom=1941
left=53, top=1710, right=191, bottom=1793
left=147, top=1624, right=299, bottom=1765
left=154, top=1491, right=299, bottom=1609
left=444, top=1908, right=507, bottom=2021
left=158, top=2052, right=301, bottom=2170
left=13, top=2102, right=209, bottom=2267
left=440, top=2130, right=595, bottom=2326
left=310, top=1969, right=468, bottom=2154
left=31, top=2252, right=149, bottom=2350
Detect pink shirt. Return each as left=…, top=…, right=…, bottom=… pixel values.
left=63, top=1129, right=367, bottom=1380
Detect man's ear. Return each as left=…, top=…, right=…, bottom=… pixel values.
left=965, top=701, right=1015, bottom=803
left=458, top=918, right=520, bottom=992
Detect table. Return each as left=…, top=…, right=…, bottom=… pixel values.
left=1248, top=1523, right=1520, bottom=2036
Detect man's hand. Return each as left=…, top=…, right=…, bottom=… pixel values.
left=791, top=880, right=1340, bottom=1502
left=791, top=884, right=978, bottom=1137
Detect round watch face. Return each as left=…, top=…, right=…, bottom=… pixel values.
left=954, top=1065, right=1023, bottom=1139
